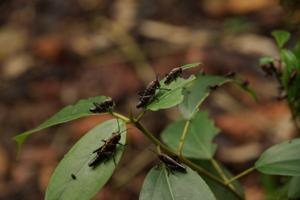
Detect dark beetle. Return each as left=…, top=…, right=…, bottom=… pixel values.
left=164, top=67, right=183, bottom=85
left=158, top=153, right=186, bottom=173
left=90, top=99, right=115, bottom=113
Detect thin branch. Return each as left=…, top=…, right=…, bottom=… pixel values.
left=111, top=112, right=131, bottom=123
left=132, top=120, right=243, bottom=200
left=111, top=111, right=243, bottom=199
left=225, top=167, right=256, bottom=185
left=177, top=120, right=190, bottom=156
left=210, top=159, right=235, bottom=190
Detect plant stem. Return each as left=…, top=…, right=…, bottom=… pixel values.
left=226, top=166, right=256, bottom=185
left=112, top=112, right=243, bottom=200
left=136, top=110, right=146, bottom=122
left=111, top=112, right=131, bottom=123
left=210, top=159, right=235, bottom=190
left=133, top=120, right=243, bottom=200
left=210, top=159, right=227, bottom=181
left=177, top=120, right=190, bottom=156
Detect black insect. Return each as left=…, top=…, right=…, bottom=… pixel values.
left=209, top=84, right=219, bottom=91
left=136, top=78, right=161, bottom=108
left=71, top=173, right=77, bottom=180
left=88, top=121, right=125, bottom=168
left=225, top=71, right=236, bottom=78
left=90, top=99, right=115, bottom=113
left=261, top=62, right=276, bottom=76
left=157, top=153, right=186, bottom=174
left=164, top=67, right=183, bottom=85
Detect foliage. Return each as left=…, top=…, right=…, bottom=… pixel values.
left=13, top=43, right=300, bottom=200
left=258, top=30, right=300, bottom=199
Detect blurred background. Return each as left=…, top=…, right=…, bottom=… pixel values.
left=0, top=0, right=299, bottom=199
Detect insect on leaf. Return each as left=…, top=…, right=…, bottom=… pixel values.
left=13, top=96, right=108, bottom=155
left=146, top=75, right=196, bottom=111
left=139, top=166, right=216, bottom=200
left=45, top=119, right=126, bottom=200
left=179, top=73, right=257, bottom=119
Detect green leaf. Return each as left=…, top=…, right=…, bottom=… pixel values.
left=146, top=75, right=195, bottom=111
left=45, top=119, right=126, bottom=200
left=179, top=73, right=231, bottom=119
left=181, top=62, right=201, bottom=70
left=259, top=56, right=274, bottom=65
left=161, top=112, right=219, bottom=159
left=139, top=166, right=216, bottom=200
left=280, top=49, right=299, bottom=71
left=179, top=73, right=257, bottom=119
left=271, top=30, right=291, bottom=48
left=255, top=138, right=300, bottom=176
left=195, top=160, right=244, bottom=200
left=14, top=96, right=108, bottom=154
left=288, top=176, right=300, bottom=199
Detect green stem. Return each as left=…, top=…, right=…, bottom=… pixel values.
left=210, top=159, right=235, bottom=190
left=111, top=112, right=131, bottom=123
left=112, top=112, right=243, bottom=200
left=210, top=159, right=229, bottom=182
left=136, top=110, right=146, bottom=122
left=177, top=120, right=190, bottom=156
left=133, top=120, right=243, bottom=200
left=226, top=167, right=256, bottom=185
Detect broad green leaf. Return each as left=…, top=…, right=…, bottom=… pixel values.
left=288, top=176, right=300, bottom=199
left=255, top=138, right=300, bottom=176
left=195, top=160, right=244, bottom=200
left=181, top=62, right=201, bottom=70
left=271, top=30, right=290, bottom=48
left=14, top=96, right=108, bottom=154
left=179, top=73, right=231, bottom=119
left=179, top=73, right=257, bottom=119
left=139, top=166, right=216, bottom=200
left=45, top=119, right=126, bottom=200
left=161, top=112, right=219, bottom=159
left=146, top=75, right=195, bottom=111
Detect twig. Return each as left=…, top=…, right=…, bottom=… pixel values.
left=225, top=167, right=256, bottom=185
left=210, top=158, right=235, bottom=190
left=177, top=120, right=190, bottom=156
left=110, top=112, right=243, bottom=199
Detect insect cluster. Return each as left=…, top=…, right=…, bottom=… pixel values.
left=136, top=67, right=183, bottom=108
